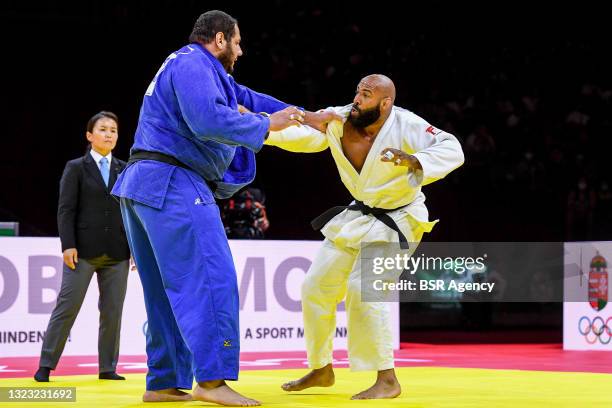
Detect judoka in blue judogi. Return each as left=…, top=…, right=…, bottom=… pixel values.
left=111, top=10, right=314, bottom=405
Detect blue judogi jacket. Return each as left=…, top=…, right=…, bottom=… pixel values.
left=112, top=43, right=290, bottom=205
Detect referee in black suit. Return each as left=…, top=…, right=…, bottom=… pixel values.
left=35, top=111, right=130, bottom=382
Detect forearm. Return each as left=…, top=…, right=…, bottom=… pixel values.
left=303, top=111, right=319, bottom=127
left=265, top=126, right=328, bottom=153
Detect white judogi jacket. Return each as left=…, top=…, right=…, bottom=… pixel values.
left=265, top=105, right=464, bottom=249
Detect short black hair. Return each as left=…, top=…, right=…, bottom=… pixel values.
left=86, top=111, right=118, bottom=133
left=189, top=10, right=237, bottom=45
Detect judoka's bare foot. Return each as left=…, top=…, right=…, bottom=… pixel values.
left=281, top=363, right=335, bottom=391
left=142, top=388, right=192, bottom=402
left=351, top=368, right=401, bottom=399
left=193, top=380, right=260, bottom=406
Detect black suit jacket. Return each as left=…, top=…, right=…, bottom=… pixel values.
left=57, top=152, right=130, bottom=261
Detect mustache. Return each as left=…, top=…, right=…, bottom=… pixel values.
left=352, top=104, right=361, bottom=113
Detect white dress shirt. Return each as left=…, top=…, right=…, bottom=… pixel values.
left=89, top=148, right=113, bottom=171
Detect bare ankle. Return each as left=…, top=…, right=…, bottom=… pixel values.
left=316, top=364, right=334, bottom=374
left=377, top=369, right=398, bottom=385
left=197, top=380, right=225, bottom=389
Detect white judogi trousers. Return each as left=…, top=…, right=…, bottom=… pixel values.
left=303, top=228, right=424, bottom=372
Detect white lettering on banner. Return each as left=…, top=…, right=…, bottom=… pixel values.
left=0, top=255, right=63, bottom=314
left=0, top=237, right=400, bottom=357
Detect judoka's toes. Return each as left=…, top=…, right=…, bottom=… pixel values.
left=282, top=380, right=307, bottom=391
left=350, top=381, right=401, bottom=400
left=280, top=382, right=294, bottom=391
left=142, top=389, right=192, bottom=402
left=281, top=365, right=335, bottom=392
left=193, top=383, right=260, bottom=406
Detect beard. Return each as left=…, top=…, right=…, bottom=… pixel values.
left=218, top=47, right=235, bottom=74
left=347, top=104, right=381, bottom=128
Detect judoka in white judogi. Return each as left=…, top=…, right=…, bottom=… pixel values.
left=266, top=74, right=464, bottom=399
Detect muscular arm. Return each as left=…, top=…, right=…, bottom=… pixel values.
left=234, top=104, right=340, bottom=152
left=234, top=83, right=344, bottom=133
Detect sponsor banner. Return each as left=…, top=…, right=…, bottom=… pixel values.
left=564, top=242, right=611, bottom=350
left=0, top=238, right=399, bottom=357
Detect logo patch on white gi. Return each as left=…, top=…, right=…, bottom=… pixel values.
left=425, top=125, right=442, bottom=136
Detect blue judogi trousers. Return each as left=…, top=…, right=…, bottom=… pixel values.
left=120, top=167, right=239, bottom=390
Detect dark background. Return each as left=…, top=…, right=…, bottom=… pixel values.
left=1, top=1, right=610, bottom=341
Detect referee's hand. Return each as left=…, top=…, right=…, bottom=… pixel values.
left=63, top=248, right=78, bottom=270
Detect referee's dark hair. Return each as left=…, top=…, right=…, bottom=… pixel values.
left=86, top=111, right=118, bottom=133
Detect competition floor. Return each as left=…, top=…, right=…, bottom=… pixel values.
left=1, top=344, right=611, bottom=407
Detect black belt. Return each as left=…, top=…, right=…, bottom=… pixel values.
left=128, top=150, right=191, bottom=170
left=311, top=200, right=409, bottom=249
left=127, top=150, right=217, bottom=191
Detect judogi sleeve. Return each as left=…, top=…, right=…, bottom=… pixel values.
left=231, top=78, right=291, bottom=114
left=405, top=117, right=464, bottom=187
left=172, top=61, right=269, bottom=152
left=265, top=125, right=329, bottom=153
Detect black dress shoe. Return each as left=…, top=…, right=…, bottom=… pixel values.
left=34, top=367, right=51, bottom=382
left=99, top=371, right=125, bottom=380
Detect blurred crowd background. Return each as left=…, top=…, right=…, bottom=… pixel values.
left=1, top=1, right=609, bottom=339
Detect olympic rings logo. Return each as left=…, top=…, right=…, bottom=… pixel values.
left=578, top=316, right=611, bottom=345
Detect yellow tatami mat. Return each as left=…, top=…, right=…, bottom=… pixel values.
left=1, top=367, right=611, bottom=407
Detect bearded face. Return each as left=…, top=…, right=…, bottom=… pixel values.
left=347, top=103, right=382, bottom=128
left=218, top=45, right=236, bottom=74
left=217, top=25, right=242, bottom=74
